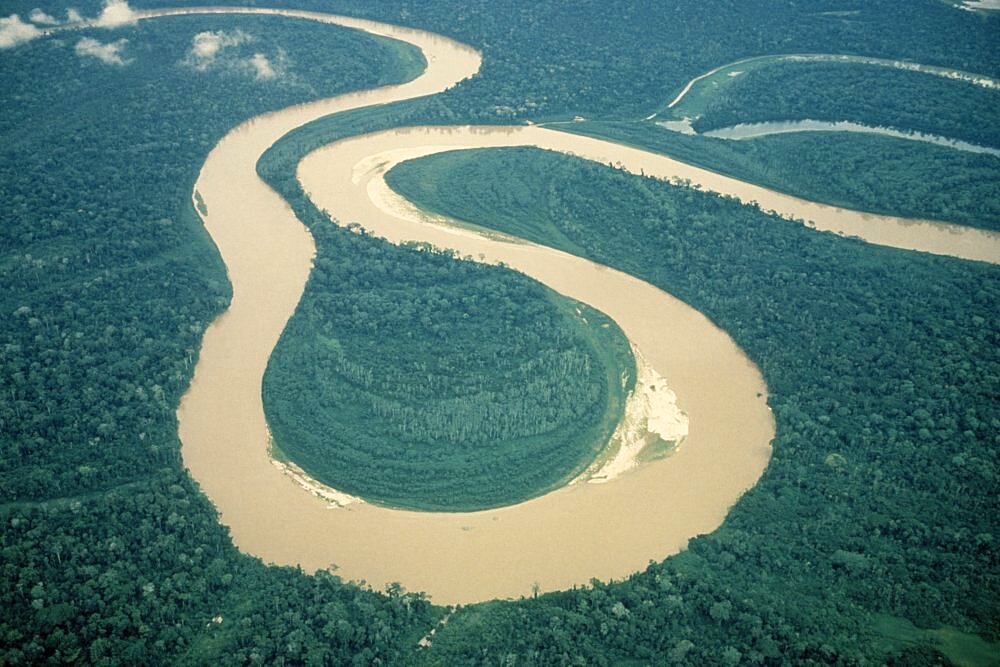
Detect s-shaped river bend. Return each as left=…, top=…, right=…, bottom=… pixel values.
left=146, top=7, right=1000, bottom=603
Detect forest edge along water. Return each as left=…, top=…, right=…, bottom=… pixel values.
left=71, top=6, right=993, bottom=602
left=169, top=6, right=771, bottom=603
left=168, top=6, right=772, bottom=604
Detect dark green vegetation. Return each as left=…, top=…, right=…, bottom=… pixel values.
left=388, top=147, right=1000, bottom=663
left=1, top=14, right=440, bottom=663
left=156, top=0, right=1000, bottom=121
left=264, top=230, right=633, bottom=511
left=0, top=11, right=421, bottom=500
left=4, top=0, right=1000, bottom=663
left=691, top=62, right=1000, bottom=148
left=565, top=121, right=1000, bottom=232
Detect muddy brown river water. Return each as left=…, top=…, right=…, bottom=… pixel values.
left=123, top=7, right=997, bottom=602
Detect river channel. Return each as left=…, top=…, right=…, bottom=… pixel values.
left=165, top=7, right=772, bottom=603
left=124, top=7, right=995, bottom=602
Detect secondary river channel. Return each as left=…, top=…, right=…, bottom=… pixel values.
left=116, top=7, right=999, bottom=603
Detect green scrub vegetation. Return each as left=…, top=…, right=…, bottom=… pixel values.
left=387, top=146, right=999, bottom=663
left=263, top=226, right=633, bottom=511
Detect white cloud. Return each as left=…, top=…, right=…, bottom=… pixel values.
left=28, top=8, right=59, bottom=25
left=75, top=37, right=129, bottom=65
left=95, top=0, right=137, bottom=28
left=184, top=29, right=250, bottom=70
left=242, top=48, right=289, bottom=81
left=0, top=14, right=42, bottom=48
left=183, top=30, right=289, bottom=82
left=248, top=53, right=277, bottom=80
left=66, top=8, right=83, bottom=23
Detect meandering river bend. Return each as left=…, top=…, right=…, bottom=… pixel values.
left=88, top=7, right=996, bottom=602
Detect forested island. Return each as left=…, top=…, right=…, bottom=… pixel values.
left=2, top=0, right=999, bottom=663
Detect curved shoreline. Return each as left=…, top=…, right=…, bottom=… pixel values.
left=293, top=127, right=776, bottom=603
left=367, top=125, right=1000, bottom=263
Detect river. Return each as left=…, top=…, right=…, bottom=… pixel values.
left=164, top=7, right=771, bottom=603
left=95, top=7, right=993, bottom=602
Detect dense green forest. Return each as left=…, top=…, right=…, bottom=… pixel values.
left=3, top=0, right=1000, bottom=663
left=388, top=146, right=1000, bottom=663
left=264, top=226, right=633, bottom=511
left=691, top=61, right=1000, bottom=148
left=149, top=0, right=1000, bottom=121
left=564, top=121, right=1000, bottom=232
left=1, top=13, right=440, bottom=663
left=0, top=13, right=422, bottom=501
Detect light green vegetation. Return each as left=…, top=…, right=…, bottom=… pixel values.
left=664, top=54, right=791, bottom=120
left=384, top=150, right=593, bottom=258
left=875, top=615, right=1000, bottom=666
left=636, top=436, right=678, bottom=464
